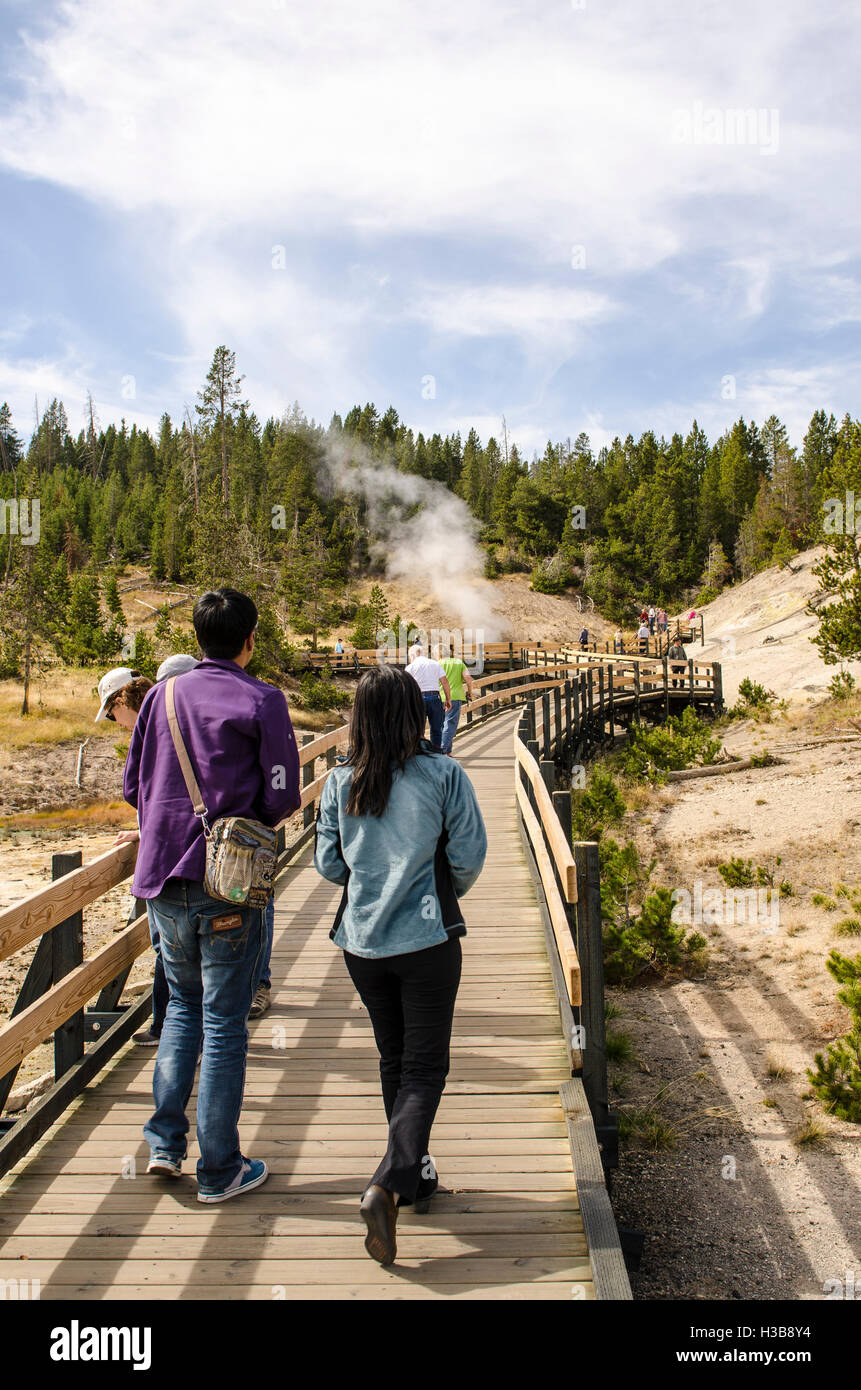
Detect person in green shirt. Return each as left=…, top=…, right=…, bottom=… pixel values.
left=439, top=645, right=476, bottom=754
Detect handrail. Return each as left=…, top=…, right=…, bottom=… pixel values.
left=514, top=778, right=581, bottom=1006
left=0, top=914, right=150, bottom=1080
left=0, top=842, right=139, bottom=965
left=513, top=736, right=577, bottom=901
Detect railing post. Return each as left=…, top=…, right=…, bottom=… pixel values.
left=52, top=851, right=85, bottom=1080
left=541, top=692, right=551, bottom=759
left=607, top=664, right=615, bottom=744
left=301, top=732, right=315, bottom=827
left=539, top=759, right=555, bottom=799
left=563, top=679, right=573, bottom=762
left=663, top=656, right=669, bottom=718
left=552, top=685, right=562, bottom=759
left=633, top=663, right=641, bottom=721
left=324, top=725, right=338, bottom=773
left=573, top=841, right=609, bottom=1133
left=687, top=658, right=695, bottom=706
left=713, top=661, right=723, bottom=713
left=597, top=666, right=605, bottom=748
left=586, top=668, right=595, bottom=754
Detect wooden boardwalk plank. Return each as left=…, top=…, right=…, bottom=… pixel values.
left=0, top=710, right=599, bottom=1300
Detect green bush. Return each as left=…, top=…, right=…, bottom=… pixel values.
left=571, top=766, right=626, bottom=840
left=298, top=668, right=348, bottom=712
left=808, top=950, right=861, bottom=1122
left=829, top=669, right=857, bottom=700
left=598, top=842, right=707, bottom=984
left=530, top=553, right=570, bottom=595
left=618, top=706, right=721, bottom=784
left=718, top=856, right=791, bottom=895
left=730, top=677, right=778, bottom=717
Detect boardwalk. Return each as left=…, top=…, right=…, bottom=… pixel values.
left=0, top=712, right=594, bottom=1300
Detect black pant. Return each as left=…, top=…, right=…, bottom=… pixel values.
left=344, top=935, right=462, bottom=1204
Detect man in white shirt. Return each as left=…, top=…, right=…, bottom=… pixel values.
left=404, top=644, right=452, bottom=750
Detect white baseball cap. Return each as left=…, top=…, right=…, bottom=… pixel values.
left=156, top=653, right=200, bottom=682
left=95, top=667, right=138, bottom=722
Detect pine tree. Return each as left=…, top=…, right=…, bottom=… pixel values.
left=282, top=505, right=342, bottom=650
left=196, top=346, right=248, bottom=516
left=809, top=417, right=861, bottom=663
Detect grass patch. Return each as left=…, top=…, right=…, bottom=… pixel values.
left=617, top=1107, right=677, bottom=1150
left=606, top=1029, right=636, bottom=1064
left=792, top=1118, right=828, bottom=1147
left=0, top=801, right=137, bottom=832
left=765, top=1050, right=790, bottom=1079
left=835, top=917, right=861, bottom=937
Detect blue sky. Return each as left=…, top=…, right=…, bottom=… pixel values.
left=1, top=0, right=859, bottom=456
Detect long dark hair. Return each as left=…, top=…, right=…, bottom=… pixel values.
left=345, top=665, right=431, bottom=817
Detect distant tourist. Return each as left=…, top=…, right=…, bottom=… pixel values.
left=124, top=587, right=300, bottom=1203
left=613, top=628, right=624, bottom=654
left=314, top=665, right=487, bottom=1265
left=96, top=667, right=154, bottom=731
left=97, top=667, right=164, bottom=1046
left=404, top=643, right=451, bottom=750
left=578, top=626, right=589, bottom=651
left=648, top=605, right=656, bottom=634
left=637, top=621, right=650, bottom=655
left=668, top=638, right=687, bottom=688
left=657, top=608, right=668, bottom=634
left=156, top=653, right=199, bottom=682
left=334, top=637, right=345, bottom=665
left=440, top=644, right=475, bottom=755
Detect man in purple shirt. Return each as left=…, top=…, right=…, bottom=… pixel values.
left=124, top=587, right=300, bottom=1202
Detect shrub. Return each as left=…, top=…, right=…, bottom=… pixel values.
left=298, top=668, right=347, bottom=712
left=730, top=677, right=778, bottom=718
left=530, top=553, right=570, bottom=595
left=618, top=706, right=721, bottom=784
left=571, top=765, right=626, bottom=840
left=828, top=669, right=857, bottom=700
left=718, top=856, right=791, bottom=895
left=808, top=950, right=861, bottom=1122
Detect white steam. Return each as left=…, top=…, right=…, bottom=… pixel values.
left=318, top=436, right=505, bottom=641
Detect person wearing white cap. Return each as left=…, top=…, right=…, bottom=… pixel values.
left=156, top=653, right=200, bottom=682
left=95, top=667, right=153, bottom=729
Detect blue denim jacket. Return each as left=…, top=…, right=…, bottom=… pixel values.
left=314, top=743, right=487, bottom=958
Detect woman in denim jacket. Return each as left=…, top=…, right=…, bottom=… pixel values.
left=315, top=664, right=487, bottom=1265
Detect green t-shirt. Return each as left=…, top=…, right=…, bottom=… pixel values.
left=440, top=657, right=467, bottom=701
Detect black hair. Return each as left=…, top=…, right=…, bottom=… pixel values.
left=345, top=665, right=435, bottom=817
left=193, top=587, right=258, bottom=660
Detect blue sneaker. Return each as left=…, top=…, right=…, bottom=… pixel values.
left=147, top=1152, right=182, bottom=1177
left=197, top=1158, right=269, bottom=1204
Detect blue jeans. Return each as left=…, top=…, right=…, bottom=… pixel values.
left=422, top=692, right=445, bottom=749
left=255, top=896, right=275, bottom=991
left=441, top=699, right=462, bottom=754
left=143, top=880, right=265, bottom=1190
left=149, top=923, right=170, bottom=1036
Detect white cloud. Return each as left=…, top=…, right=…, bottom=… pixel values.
left=0, top=0, right=859, bottom=441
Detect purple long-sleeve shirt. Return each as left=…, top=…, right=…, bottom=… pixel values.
left=124, top=658, right=301, bottom=899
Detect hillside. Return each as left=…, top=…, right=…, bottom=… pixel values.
left=694, top=546, right=861, bottom=706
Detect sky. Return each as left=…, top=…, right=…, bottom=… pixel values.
left=0, top=0, right=859, bottom=457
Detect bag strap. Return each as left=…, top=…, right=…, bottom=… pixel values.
left=164, top=676, right=210, bottom=830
